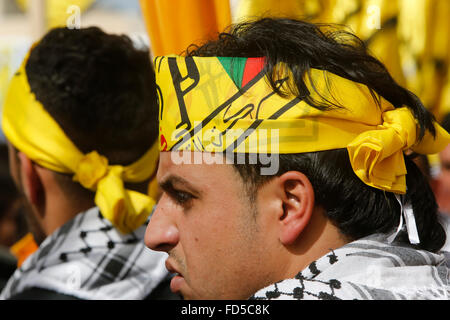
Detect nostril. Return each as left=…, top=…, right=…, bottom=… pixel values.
left=153, top=242, right=176, bottom=253
left=145, top=223, right=179, bottom=252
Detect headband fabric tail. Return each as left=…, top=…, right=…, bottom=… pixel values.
left=95, top=166, right=155, bottom=234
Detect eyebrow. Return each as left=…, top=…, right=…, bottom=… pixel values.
left=159, top=174, right=201, bottom=196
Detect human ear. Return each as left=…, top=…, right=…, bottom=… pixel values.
left=277, top=171, right=315, bottom=245
left=18, top=152, right=43, bottom=208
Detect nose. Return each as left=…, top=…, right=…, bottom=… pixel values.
left=145, top=197, right=179, bottom=252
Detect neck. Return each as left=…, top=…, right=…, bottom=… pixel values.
left=42, top=188, right=94, bottom=236
left=283, top=207, right=350, bottom=279
left=34, top=166, right=95, bottom=239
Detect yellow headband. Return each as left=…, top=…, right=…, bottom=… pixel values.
left=156, top=55, right=450, bottom=194
left=2, top=54, right=159, bottom=233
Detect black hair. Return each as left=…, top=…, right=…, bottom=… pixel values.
left=186, top=18, right=435, bottom=139
left=187, top=18, right=446, bottom=252
left=26, top=27, right=158, bottom=165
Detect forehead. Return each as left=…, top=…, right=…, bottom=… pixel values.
left=157, top=152, right=242, bottom=188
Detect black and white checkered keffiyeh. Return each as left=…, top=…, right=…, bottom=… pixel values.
left=0, top=207, right=169, bottom=300
left=252, top=232, right=450, bottom=300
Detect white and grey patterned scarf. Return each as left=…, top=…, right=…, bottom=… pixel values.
left=0, top=207, right=169, bottom=300
left=252, top=233, right=450, bottom=300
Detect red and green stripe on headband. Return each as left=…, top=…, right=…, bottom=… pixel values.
left=217, top=57, right=265, bottom=89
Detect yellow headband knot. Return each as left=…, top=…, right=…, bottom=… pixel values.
left=74, top=151, right=109, bottom=190
left=156, top=55, right=450, bottom=194
left=95, top=165, right=155, bottom=233
left=2, top=52, right=159, bottom=234
left=347, top=107, right=417, bottom=193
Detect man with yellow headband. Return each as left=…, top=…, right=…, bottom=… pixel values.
left=145, top=18, right=450, bottom=300
left=0, top=27, right=176, bottom=300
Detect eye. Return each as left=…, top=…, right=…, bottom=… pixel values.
left=165, top=188, right=195, bottom=207
left=173, top=190, right=194, bottom=204
left=160, top=179, right=198, bottom=208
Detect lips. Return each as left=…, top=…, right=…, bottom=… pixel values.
left=166, top=258, right=184, bottom=293
left=170, top=274, right=185, bottom=293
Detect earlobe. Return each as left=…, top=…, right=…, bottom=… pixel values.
left=18, top=152, right=42, bottom=206
left=278, top=172, right=315, bottom=246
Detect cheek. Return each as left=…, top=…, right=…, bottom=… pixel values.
left=180, top=194, right=272, bottom=298
left=181, top=201, right=247, bottom=270
left=181, top=207, right=230, bottom=259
